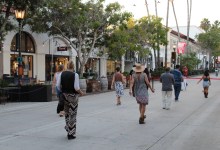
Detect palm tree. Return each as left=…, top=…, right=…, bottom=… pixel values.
left=200, top=18, right=211, bottom=33
left=164, top=0, right=170, bottom=67
left=154, top=0, right=158, bottom=17
left=144, top=0, right=150, bottom=16
left=170, top=0, right=180, bottom=41
left=186, top=0, right=192, bottom=55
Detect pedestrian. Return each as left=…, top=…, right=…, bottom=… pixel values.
left=111, top=67, right=125, bottom=105
left=144, top=67, right=151, bottom=90
left=129, top=63, right=155, bottom=124
left=160, top=67, right=175, bottom=110
left=57, top=60, right=84, bottom=140
left=197, top=70, right=211, bottom=98
left=171, top=65, right=183, bottom=101
left=129, top=64, right=136, bottom=97
left=215, top=68, right=219, bottom=77
left=52, top=64, right=65, bottom=117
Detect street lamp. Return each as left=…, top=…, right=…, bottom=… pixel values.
left=15, top=8, right=25, bottom=85
left=172, top=45, right=176, bottom=68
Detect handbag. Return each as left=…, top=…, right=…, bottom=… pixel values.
left=56, top=93, right=65, bottom=114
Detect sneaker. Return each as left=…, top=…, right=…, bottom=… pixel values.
left=67, top=135, right=76, bottom=140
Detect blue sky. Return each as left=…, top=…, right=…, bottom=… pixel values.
left=104, top=0, right=220, bottom=27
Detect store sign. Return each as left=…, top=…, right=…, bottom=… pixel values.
left=57, top=46, right=68, bottom=51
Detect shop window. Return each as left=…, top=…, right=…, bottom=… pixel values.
left=45, top=55, right=69, bottom=81
left=10, top=31, right=35, bottom=53
left=10, top=54, right=33, bottom=78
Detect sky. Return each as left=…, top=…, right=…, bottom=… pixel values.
left=104, top=0, right=220, bottom=28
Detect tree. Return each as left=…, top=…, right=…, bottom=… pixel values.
left=180, top=52, right=201, bottom=72
left=186, top=0, right=192, bottom=55
left=144, top=0, right=150, bottom=16
left=197, top=19, right=220, bottom=68
left=106, top=18, right=150, bottom=61
left=28, top=0, right=132, bottom=77
left=138, top=16, right=168, bottom=68
left=170, top=0, right=180, bottom=41
left=0, top=0, right=43, bottom=43
left=200, top=18, right=211, bottom=33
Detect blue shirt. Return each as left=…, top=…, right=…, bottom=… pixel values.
left=171, top=69, right=183, bottom=85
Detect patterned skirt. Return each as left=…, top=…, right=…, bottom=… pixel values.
left=114, top=81, right=124, bottom=97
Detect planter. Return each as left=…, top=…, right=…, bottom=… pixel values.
left=79, top=79, right=87, bottom=94
left=0, top=96, right=7, bottom=104
left=107, top=76, right=113, bottom=90
left=86, top=79, right=101, bottom=93
left=100, top=77, right=108, bottom=91
left=9, top=85, right=52, bottom=102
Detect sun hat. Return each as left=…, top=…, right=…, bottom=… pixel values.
left=133, top=63, right=145, bottom=72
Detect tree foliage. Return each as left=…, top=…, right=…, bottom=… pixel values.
left=180, top=52, right=201, bottom=72
left=138, top=16, right=168, bottom=68
left=106, top=16, right=168, bottom=67
left=27, top=0, right=132, bottom=76
left=197, top=19, right=220, bottom=60
left=0, top=0, right=43, bottom=42
left=105, top=18, right=150, bottom=61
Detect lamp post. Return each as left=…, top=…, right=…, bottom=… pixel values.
left=172, top=45, right=176, bottom=68
left=15, top=9, right=25, bottom=85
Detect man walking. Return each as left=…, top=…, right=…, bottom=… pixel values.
left=160, top=67, right=175, bottom=110
left=57, top=60, right=84, bottom=140
left=171, top=65, right=183, bottom=101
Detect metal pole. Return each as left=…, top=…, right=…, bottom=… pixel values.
left=18, top=20, right=22, bottom=86
left=50, top=38, right=53, bottom=84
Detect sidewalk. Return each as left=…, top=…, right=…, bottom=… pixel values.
left=0, top=74, right=220, bottom=150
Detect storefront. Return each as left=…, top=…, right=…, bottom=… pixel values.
left=45, top=55, right=69, bottom=81
left=84, top=58, right=100, bottom=78
left=9, top=31, right=35, bottom=78
left=10, top=54, right=33, bottom=78
left=0, top=24, right=75, bottom=82
left=107, top=60, right=121, bottom=75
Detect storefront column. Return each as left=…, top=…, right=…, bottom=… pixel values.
left=100, top=58, right=107, bottom=77
left=121, top=55, right=125, bottom=73
left=3, top=52, right=11, bottom=76
left=36, top=54, right=45, bottom=81
left=0, top=51, right=3, bottom=78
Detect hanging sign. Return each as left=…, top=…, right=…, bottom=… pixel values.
left=177, top=42, right=186, bottom=54
left=57, top=46, right=68, bottom=51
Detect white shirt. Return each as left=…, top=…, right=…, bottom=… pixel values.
left=55, top=72, right=62, bottom=87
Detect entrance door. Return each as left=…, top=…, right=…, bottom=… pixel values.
left=45, top=55, right=69, bottom=81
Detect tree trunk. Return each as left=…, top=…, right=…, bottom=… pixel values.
left=171, top=1, right=180, bottom=42
left=164, top=0, right=170, bottom=67
left=157, top=48, right=160, bottom=68
left=153, top=49, right=157, bottom=68
left=154, top=0, right=158, bottom=17
left=186, top=0, right=192, bottom=55
left=145, top=0, right=150, bottom=16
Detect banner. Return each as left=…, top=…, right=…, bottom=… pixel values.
left=177, top=42, right=186, bottom=54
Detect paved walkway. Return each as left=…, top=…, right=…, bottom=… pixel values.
left=0, top=73, right=220, bottom=150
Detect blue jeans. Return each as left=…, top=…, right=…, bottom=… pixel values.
left=55, top=86, right=61, bottom=98
left=174, top=84, right=181, bottom=100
